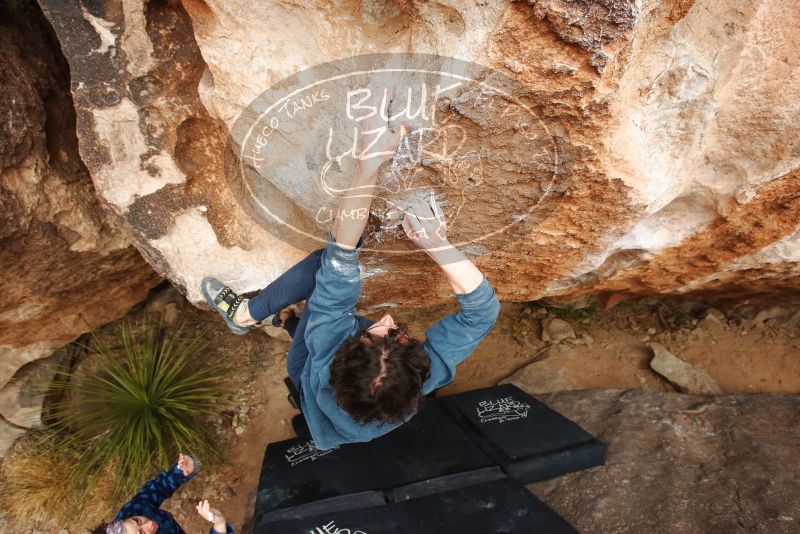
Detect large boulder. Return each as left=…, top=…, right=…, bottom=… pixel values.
left=530, top=388, right=800, bottom=533
left=0, top=0, right=161, bottom=433
left=34, top=0, right=800, bottom=308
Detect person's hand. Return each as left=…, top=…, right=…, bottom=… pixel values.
left=177, top=453, right=195, bottom=476
left=402, top=196, right=449, bottom=252
left=196, top=500, right=227, bottom=533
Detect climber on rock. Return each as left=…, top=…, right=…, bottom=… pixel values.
left=201, top=86, right=500, bottom=449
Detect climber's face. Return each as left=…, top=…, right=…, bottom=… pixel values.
left=124, top=516, right=159, bottom=534
left=364, top=313, right=397, bottom=338
left=359, top=313, right=411, bottom=346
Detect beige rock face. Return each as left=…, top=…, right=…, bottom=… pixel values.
left=0, top=1, right=161, bottom=410
left=38, top=0, right=311, bottom=308
left=34, top=0, right=800, bottom=311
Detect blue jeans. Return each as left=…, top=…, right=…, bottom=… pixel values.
left=247, top=249, right=324, bottom=389
left=248, top=248, right=376, bottom=391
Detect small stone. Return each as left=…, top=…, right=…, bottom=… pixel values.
left=649, top=343, right=722, bottom=395
left=235, top=426, right=245, bottom=435
left=280, top=418, right=287, bottom=426
left=704, top=308, right=726, bottom=321
left=696, top=312, right=725, bottom=332
left=647, top=327, right=656, bottom=335
left=754, top=306, right=788, bottom=324
left=541, top=317, right=576, bottom=343
left=581, top=333, right=594, bottom=347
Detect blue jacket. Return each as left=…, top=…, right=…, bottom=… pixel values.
left=301, top=233, right=501, bottom=450
left=115, top=461, right=235, bottom=534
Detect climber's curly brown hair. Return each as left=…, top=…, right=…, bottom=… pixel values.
left=330, top=324, right=431, bottom=425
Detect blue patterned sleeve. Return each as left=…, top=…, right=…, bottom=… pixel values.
left=210, top=524, right=236, bottom=534
left=119, top=461, right=197, bottom=512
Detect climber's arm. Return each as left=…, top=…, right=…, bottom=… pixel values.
left=304, top=232, right=364, bottom=360
left=331, top=162, right=382, bottom=250
left=420, top=275, right=500, bottom=393
left=115, top=454, right=197, bottom=517
left=306, top=87, right=409, bottom=356
left=419, top=252, right=500, bottom=394
left=306, top=163, right=386, bottom=358
left=401, top=198, right=500, bottom=392
left=428, top=249, right=485, bottom=295
left=331, top=85, right=410, bottom=249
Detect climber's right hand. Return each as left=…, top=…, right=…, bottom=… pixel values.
left=401, top=196, right=449, bottom=253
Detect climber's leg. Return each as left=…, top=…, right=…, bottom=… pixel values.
left=286, top=307, right=313, bottom=389
left=245, top=249, right=324, bottom=322
left=278, top=309, right=300, bottom=337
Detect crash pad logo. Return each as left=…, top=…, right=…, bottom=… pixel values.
left=228, top=53, right=571, bottom=259
left=284, top=440, right=338, bottom=466
left=309, top=520, right=367, bottom=534
left=477, top=396, right=531, bottom=424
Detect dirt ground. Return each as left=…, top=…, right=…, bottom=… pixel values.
left=166, top=291, right=800, bottom=534
left=5, top=286, right=799, bottom=533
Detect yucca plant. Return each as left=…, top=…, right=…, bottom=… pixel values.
left=47, top=315, right=229, bottom=498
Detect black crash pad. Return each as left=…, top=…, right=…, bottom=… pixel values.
left=255, top=399, right=497, bottom=524
left=257, top=477, right=578, bottom=534
left=442, top=383, right=606, bottom=483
